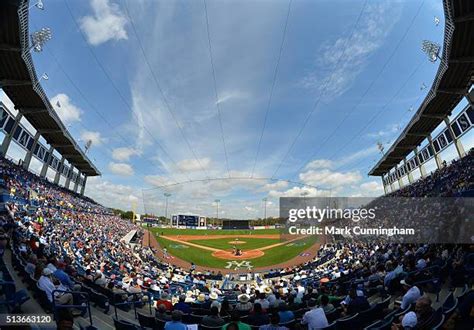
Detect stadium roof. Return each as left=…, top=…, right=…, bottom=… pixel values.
left=369, top=0, right=474, bottom=177
left=0, top=0, right=100, bottom=176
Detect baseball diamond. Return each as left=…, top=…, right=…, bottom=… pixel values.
left=146, top=228, right=320, bottom=271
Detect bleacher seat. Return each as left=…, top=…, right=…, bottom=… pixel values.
left=113, top=318, right=141, bottom=330
left=137, top=311, right=156, bottom=329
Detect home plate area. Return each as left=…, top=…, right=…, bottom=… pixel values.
left=212, top=249, right=264, bottom=260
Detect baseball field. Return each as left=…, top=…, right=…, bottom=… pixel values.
left=146, top=227, right=319, bottom=271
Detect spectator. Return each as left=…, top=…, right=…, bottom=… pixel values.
left=259, top=313, right=288, bottom=330
left=164, top=310, right=187, bottom=330
left=247, top=303, right=269, bottom=326
left=301, top=299, right=329, bottom=329
left=222, top=311, right=251, bottom=330
left=277, top=302, right=294, bottom=323
left=156, top=304, right=172, bottom=322
left=156, top=292, right=173, bottom=311
left=399, top=278, right=421, bottom=310
left=174, top=295, right=191, bottom=314
left=201, top=306, right=226, bottom=327
left=319, top=295, right=335, bottom=314
left=235, top=294, right=252, bottom=313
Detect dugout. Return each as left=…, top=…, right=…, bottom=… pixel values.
left=222, top=220, right=250, bottom=230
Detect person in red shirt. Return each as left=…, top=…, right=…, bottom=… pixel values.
left=155, top=292, right=173, bottom=311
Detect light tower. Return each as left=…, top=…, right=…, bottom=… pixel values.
left=262, top=197, right=268, bottom=223
left=421, top=40, right=441, bottom=63
left=214, top=199, right=220, bottom=224
left=164, top=192, right=171, bottom=220
left=30, top=27, right=52, bottom=52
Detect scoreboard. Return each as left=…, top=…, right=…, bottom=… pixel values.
left=171, top=214, right=206, bottom=228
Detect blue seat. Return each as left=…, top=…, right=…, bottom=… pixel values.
left=334, top=313, right=359, bottom=330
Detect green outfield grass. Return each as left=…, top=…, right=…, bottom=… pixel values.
left=151, top=227, right=319, bottom=270
left=149, top=227, right=280, bottom=236
left=188, top=237, right=281, bottom=250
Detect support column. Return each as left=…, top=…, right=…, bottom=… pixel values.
left=80, top=176, right=87, bottom=196
left=0, top=112, right=22, bottom=156
left=415, top=147, right=427, bottom=178
left=40, top=146, right=54, bottom=178
left=73, top=173, right=80, bottom=192
left=428, top=136, right=443, bottom=170
left=54, top=157, right=65, bottom=185
left=382, top=175, right=388, bottom=195
left=65, top=167, right=73, bottom=189
left=23, top=132, right=40, bottom=170
left=396, top=168, right=403, bottom=189
left=466, top=90, right=474, bottom=109
left=404, top=158, right=413, bottom=184
left=445, top=117, right=465, bottom=158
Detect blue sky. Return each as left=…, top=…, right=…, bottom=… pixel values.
left=3, top=0, right=471, bottom=219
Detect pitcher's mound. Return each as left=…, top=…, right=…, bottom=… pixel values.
left=212, top=249, right=264, bottom=260
left=228, top=240, right=246, bottom=245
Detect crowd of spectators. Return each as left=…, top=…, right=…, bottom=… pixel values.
left=0, top=150, right=473, bottom=329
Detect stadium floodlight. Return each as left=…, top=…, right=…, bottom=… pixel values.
left=29, top=0, right=44, bottom=10
left=421, top=40, right=441, bottom=62
left=262, top=197, right=268, bottom=221
left=214, top=199, right=220, bottom=222
left=30, top=27, right=52, bottom=52
left=377, top=141, right=385, bottom=154
left=164, top=192, right=171, bottom=219
left=420, top=83, right=427, bottom=90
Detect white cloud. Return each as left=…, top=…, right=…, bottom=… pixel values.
left=301, top=2, right=402, bottom=98
left=177, top=158, right=211, bottom=172
left=80, top=0, right=128, bottom=46
left=268, top=186, right=329, bottom=198
left=261, top=180, right=288, bottom=191
left=50, top=94, right=82, bottom=125
left=299, top=169, right=362, bottom=187
left=216, top=90, right=248, bottom=105
left=112, top=147, right=142, bottom=161
left=305, top=159, right=334, bottom=170
left=86, top=177, right=141, bottom=211
left=144, top=175, right=175, bottom=187
left=359, top=181, right=384, bottom=196
left=108, top=162, right=134, bottom=176
left=80, top=130, right=105, bottom=146
left=367, top=123, right=400, bottom=138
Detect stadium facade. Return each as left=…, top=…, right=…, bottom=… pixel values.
left=369, top=0, right=474, bottom=194
left=0, top=0, right=100, bottom=195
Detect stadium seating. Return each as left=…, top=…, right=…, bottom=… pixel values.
left=0, top=150, right=473, bottom=329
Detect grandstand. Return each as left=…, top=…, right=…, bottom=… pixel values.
left=0, top=0, right=473, bottom=330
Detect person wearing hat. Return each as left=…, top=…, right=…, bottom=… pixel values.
left=38, top=268, right=78, bottom=314
left=235, top=294, right=253, bottom=312
left=399, top=277, right=421, bottom=310
left=194, top=292, right=211, bottom=309
left=156, top=291, right=173, bottom=311
left=209, top=292, right=219, bottom=301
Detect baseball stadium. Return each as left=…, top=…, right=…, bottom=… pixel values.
left=0, top=0, right=473, bottom=329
